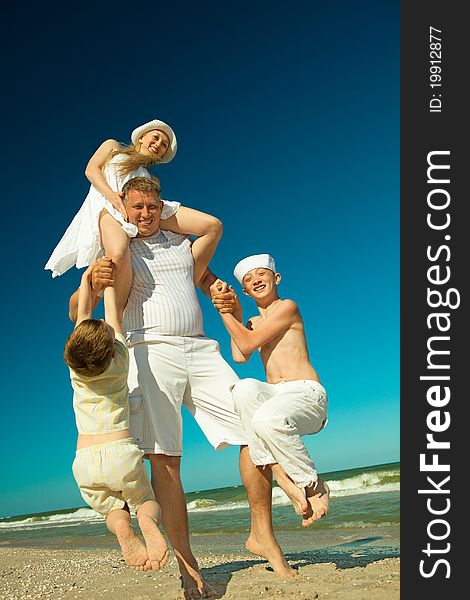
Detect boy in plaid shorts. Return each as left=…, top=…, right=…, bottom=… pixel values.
left=64, top=259, right=168, bottom=572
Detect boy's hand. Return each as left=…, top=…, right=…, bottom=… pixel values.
left=209, top=279, right=228, bottom=299
left=91, top=257, right=114, bottom=293
left=212, top=285, right=242, bottom=317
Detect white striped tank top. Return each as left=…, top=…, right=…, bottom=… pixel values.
left=123, top=231, right=204, bottom=336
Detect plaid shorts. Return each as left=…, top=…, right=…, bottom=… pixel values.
left=72, top=437, right=155, bottom=515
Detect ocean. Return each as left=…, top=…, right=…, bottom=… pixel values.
left=0, top=462, right=399, bottom=559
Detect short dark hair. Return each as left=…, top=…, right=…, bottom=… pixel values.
left=64, top=319, right=114, bottom=377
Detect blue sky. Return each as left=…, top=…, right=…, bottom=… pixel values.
left=1, top=0, right=399, bottom=517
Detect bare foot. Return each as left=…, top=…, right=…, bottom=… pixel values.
left=272, top=466, right=308, bottom=517
left=180, top=567, right=217, bottom=599
left=138, top=514, right=169, bottom=570
left=302, top=479, right=330, bottom=528
left=178, top=559, right=217, bottom=600
left=114, top=520, right=150, bottom=571
left=246, top=535, right=297, bottom=579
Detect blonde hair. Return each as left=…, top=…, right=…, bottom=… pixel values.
left=122, top=176, right=161, bottom=199
left=64, top=320, right=114, bottom=377
left=108, top=134, right=165, bottom=177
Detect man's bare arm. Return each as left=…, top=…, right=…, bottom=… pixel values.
left=197, top=269, right=243, bottom=311
left=161, top=206, right=222, bottom=238
left=198, top=267, right=218, bottom=298
left=191, top=218, right=223, bottom=286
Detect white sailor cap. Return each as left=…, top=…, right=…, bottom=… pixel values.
left=233, top=254, right=277, bottom=285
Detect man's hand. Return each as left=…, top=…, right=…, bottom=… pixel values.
left=69, top=257, right=114, bottom=322
left=211, top=281, right=242, bottom=318
left=209, top=278, right=228, bottom=299
left=91, top=256, right=114, bottom=294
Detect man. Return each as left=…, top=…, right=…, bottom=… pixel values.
left=70, top=177, right=296, bottom=598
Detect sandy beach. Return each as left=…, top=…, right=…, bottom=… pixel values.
left=0, top=466, right=400, bottom=599
left=0, top=546, right=399, bottom=600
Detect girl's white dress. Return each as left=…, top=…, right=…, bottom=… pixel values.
left=44, top=154, right=180, bottom=277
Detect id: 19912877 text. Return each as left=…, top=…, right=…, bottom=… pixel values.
left=429, top=26, right=442, bottom=113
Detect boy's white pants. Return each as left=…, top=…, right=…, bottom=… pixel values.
left=231, top=378, right=328, bottom=490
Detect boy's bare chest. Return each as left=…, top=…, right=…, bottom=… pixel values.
left=255, top=322, right=295, bottom=358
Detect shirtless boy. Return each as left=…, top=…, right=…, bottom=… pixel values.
left=210, top=254, right=330, bottom=527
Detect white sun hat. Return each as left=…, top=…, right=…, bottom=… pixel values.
left=130, top=119, right=177, bottom=163
left=234, top=254, right=277, bottom=285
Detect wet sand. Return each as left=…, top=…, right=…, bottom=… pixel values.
left=0, top=547, right=399, bottom=599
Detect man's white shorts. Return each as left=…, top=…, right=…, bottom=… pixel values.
left=127, top=334, right=247, bottom=455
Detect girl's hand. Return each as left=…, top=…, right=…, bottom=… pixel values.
left=107, top=191, right=128, bottom=220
